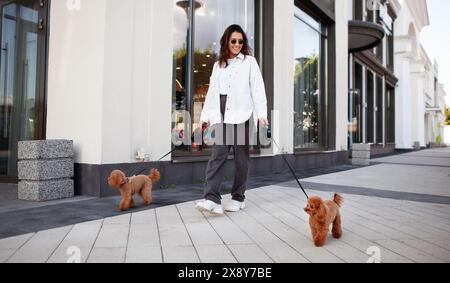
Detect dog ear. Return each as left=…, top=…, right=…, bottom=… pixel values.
left=315, top=198, right=327, bottom=218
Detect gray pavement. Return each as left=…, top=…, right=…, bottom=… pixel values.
left=0, top=148, right=449, bottom=263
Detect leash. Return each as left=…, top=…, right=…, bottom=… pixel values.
left=265, top=127, right=309, bottom=199
left=133, top=126, right=310, bottom=199
left=134, top=148, right=176, bottom=177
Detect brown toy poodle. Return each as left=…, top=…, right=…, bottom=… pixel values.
left=107, top=169, right=160, bottom=211
left=304, top=193, right=343, bottom=247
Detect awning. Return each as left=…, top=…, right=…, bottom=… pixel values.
left=349, top=21, right=385, bottom=53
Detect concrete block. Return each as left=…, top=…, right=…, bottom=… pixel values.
left=352, top=143, right=371, bottom=151
left=18, top=159, right=73, bottom=181
left=352, top=158, right=370, bottom=166
left=18, top=179, right=74, bottom=201
left=352, top=150, right=371, bottom=159
left=18, top=140, right=73, bottom=160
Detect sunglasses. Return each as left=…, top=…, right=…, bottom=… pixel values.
left=230, top=39, right=244, bottom=45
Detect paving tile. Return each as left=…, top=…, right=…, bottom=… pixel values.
left=399, top=238, right=450, bottom=262
left=47, top=221, right=102, bottom=263
left=87, top=247, right=126, bottom=263
left=195, top=245, right=237, bottom=263
left=375, top=239, right=445, bottom=263
left=7, top=226, right=72, bottom=263
left=125, top=246, right=163, bottom=263
left=93, top=224, right=129, bottom=248
left=0, top=249, right=16, bottom=263
left=177, top=202, right=223, bottom=246
left=0, top=233, right=34, bottom=251
left=206, top=214, right=254, bottom=245
left=156, top=205, right=193, bottom=247
left=162, top=245, right=199, bottom=263
left=258, top=243, right=309, bottom=263
left=227, top=244, right=273, bottom=263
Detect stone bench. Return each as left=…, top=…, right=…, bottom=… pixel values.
left=18, top=140, right=74, bottom=201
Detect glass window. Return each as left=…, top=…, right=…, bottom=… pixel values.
left=293, top=6, right=327, bottom=150
left=1, top=1, right=45, bottom=178
left=172, top=0, right=255, bottom=156
left=376, top=76, right=383, bottom=143
left=353, top=0, right=363, bottom=21
left=385, top=87, right=395, bottom=143
left=366, top=70, right=374, bottom=143
left=349, top=63, right=363, bottom=145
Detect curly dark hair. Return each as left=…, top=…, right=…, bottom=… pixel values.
left=219, top=24, right=253, bottom=68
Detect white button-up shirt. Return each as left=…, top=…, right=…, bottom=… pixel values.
left=200, top=53, right=268, bottom=127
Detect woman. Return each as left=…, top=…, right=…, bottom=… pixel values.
left=195, top=24, right=269, bottom=215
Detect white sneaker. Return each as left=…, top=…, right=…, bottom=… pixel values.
left=195, top=200, right=224, bottom=215
left=225, top=200, right=246, bottom=212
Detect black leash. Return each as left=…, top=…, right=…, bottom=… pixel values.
left=133, top=126, right=310, bottom=200
left=134, top=148, right=177, bottom=177
left=266, top=128, right=309, bottom=199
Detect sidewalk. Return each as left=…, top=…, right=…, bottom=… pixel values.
left=0, top=149, right=449, bottom=263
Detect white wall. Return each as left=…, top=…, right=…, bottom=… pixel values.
left=273, top=0, right=295, bottom=154
left=47, top=0, right=347, bottom=165
left=46, top=0, right=106, bottom=164
left=47, top=0, right=173, bottom=164
left=100, top=0, right=173, bottom=164
left=335, top=0, right=349, bottom=151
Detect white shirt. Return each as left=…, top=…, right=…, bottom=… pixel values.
left=219, top=57, right=238, bottom=95
left=200, top=53, right=267, bottom=127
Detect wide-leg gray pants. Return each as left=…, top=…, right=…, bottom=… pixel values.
left=204, top=95, right=251, bottom=204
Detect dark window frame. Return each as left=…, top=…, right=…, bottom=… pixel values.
left=294, top=0, right=335, bottom=152
left=0, top=0, right=49, bottom=182
left=171, top=0, right=273, bottom=160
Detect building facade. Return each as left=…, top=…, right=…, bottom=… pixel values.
left=394, top=0, right=430, bottom=149
left=0, top=0, right=351, bottom=196
left=0, top=0, right=445, bottom=197
left=348, top=0, right=399, bottom=157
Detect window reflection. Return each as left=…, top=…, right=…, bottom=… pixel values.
left=172, top=0, right=255, bottom=155
left=293, top=6, right=326, bottom=150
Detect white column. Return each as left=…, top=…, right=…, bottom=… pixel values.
left=335, top=0, right=349, bottom=151
left=273, top=0, right=294, bottom=154
left=395, top=56, right=413, bottom=149
left=46, top=0, right=107, bottom=164
left=47, top=0, right=174, bottom=164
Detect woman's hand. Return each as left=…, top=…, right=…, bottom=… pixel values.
left=259, top=118, right=269, bottom=128
left=198, top=122, right=210, bottom=132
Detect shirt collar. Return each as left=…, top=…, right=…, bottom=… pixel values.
left=229, top=53, right=245, bottom=61
left=236, top=53, right=245, bottom=60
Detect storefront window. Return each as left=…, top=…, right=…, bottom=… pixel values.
left=385, top=87, right=395, bottom=143
left=366, top=70, right=374, bottom=143
left=172, top=0, right=255, bottom=156
left=376, top=76, right=383, bottom=143
left=293, top=6, right=327, bottom=150
left=349, top=63, right=363, bottom=145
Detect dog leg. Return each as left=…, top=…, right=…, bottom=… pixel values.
left=313, top=228, right=329, bottom=247
left=332, top=212, right=343, bottom=239
left=119, top=199, right=131, bottom=211
left=119, top=191, right=133, bottom=211
left=141, top=184, right=152, bottom=206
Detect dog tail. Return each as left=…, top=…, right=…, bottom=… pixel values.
left=333, top=193, right=343, bottom=207
left=149, top=169, right=161, bottom=183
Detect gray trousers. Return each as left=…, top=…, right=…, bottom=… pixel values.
left=204, top=95, right=250, bottom=204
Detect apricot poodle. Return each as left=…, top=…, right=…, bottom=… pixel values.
left=107, top=169, right=160, bottom=211
left=304, top=193, right=343, bottom=247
